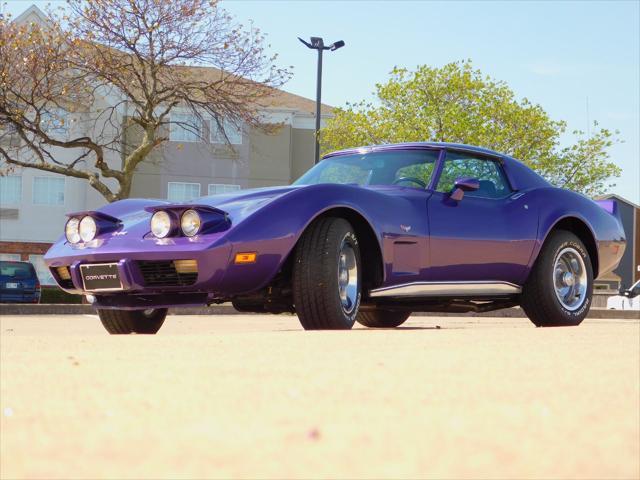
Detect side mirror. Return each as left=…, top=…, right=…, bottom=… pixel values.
left=450, top=177, right=480, bottom=201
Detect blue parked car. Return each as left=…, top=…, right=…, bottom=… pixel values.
left=0, top=261, right=41, bottom=303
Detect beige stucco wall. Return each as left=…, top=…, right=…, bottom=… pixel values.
left=291, top=128, right=316, bottom=182
left=247, top=125, right=291, bottom=188
left=129, top=122, right=319, bottom=197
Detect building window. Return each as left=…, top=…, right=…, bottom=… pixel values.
left=41, top=107, right=69, bottom=137
left=0, top=176, right=22, bottom=205
left=167, top=182, right=201, bottom=202
left=33, top=177, right=65, bottom=205
left=208, top=183, right=241, bottom=195
left=170, top=113, right=203, bottom=143
left=210, top=118, right=242, bottom=145
left=28, top=254, right=55, bottom=285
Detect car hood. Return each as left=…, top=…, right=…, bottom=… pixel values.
left=86, top=185, right=305, bottom=241
left=194, top=185, right=304, bottom=215
left=157, top=185, right=306, bottom=224
left=108, top=183, right=424, bottom=224
left=60, top=183, right=419, bottom=247
left=178, top=184, right=419, bottom=221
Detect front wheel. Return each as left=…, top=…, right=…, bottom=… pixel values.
left=98, top=308, right=167, bottom=334
left=293, top=217, right=361, bottom=330
left=520, top=230, right=593, bottom=327
left=356, top=310, right=411, bottom=328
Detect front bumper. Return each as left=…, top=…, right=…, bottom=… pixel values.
left=44, top=228, right=292, bottom=310
left=45, top=236, right=233, bottom=307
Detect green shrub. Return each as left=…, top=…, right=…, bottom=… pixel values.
left=40, top=286, right=83, bottom=304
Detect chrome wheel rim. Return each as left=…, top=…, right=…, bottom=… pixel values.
left=553, top=247, right=588, bottom=311
left=338, top=238, right=359, bottom=315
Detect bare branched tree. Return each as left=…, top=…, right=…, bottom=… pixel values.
left=0, top=0, right=291, bottom=201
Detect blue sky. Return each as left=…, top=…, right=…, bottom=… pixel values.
left=6, top=0, right=640, bottom=203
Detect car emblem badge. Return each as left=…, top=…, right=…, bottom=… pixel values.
left=112, top=231, right=127, bottom=236
left=400, top=224, right=411, bottom=233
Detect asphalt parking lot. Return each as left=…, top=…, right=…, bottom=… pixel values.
left=1, top=314, right=638, bottom=479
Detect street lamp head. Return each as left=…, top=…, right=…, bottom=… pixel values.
left=299, top=37, right=345, bottom=51
left=297, top=37, right=313, bottom=49
left=298, top=37, right=326, bottom=49
left=310, top=37, right=324, bottom=49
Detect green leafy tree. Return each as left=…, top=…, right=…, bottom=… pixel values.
left=321, top=60, right=621, bottom=196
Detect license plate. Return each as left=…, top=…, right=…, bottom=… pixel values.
left=5, top=282, right=18, bottom=289
left=80, top=263, right=123, bottom=291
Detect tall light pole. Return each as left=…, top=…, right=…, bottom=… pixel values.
left=298, top=36, right=345, bottom=164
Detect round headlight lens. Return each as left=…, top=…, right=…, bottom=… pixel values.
left=151, top=210, right=172, bottom=238
left=65, top=217, right=81, bottom=244
left=79, top=216, right=97, bottom=242
left=181, top=209, right=201, bottom=237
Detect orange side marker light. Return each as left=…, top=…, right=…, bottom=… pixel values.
left=235, top=252, right=257, bottom=264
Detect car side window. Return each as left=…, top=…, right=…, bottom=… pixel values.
left=436, top=152, right=512, bottom=199
left=316, top=162, right=370, bottom=185
left=394, top=161, right=436, bottom=187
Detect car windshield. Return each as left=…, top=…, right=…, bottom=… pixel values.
left=294, top=149, right=439, bottom=188
left=0, top=261, right=35, bottom=279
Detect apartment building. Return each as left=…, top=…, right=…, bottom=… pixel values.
left=0, top=5, right=331, bottom=284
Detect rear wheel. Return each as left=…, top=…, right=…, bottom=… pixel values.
left=357, top=310, right=410, bottom=328
left=521, top=230, right=593, bottom=327
left=98, top=308, right=167, bottom=334
left=293, top=217, right=361, bottom=330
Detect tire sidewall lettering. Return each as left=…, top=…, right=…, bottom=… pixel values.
left=554, top=240, right=591, bottom=318
left=344, top=231, right=358, bottom=247
left=340, top=231, right=361, bottom=323
left=345, top=292, right=361, bottom=323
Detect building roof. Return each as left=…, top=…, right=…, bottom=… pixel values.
left=173, top=64, right=333, bottom=116
left=13, top=4, right=333, bottom=118
left=12, top=4, right=48, bottom=25
left=266, top=88, right=333, bottom=116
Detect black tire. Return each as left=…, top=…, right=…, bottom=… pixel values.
left=293, top=217, right=361, bottom=330
left=97, top=308, right=167, bottom=334
left=356, top=310, right=411, bottom=328
left=521, top=230, right=593, bottom=327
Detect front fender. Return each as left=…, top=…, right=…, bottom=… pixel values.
left=216, top=184, right=411, bottom=295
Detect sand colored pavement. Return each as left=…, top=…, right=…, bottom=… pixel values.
left=1, top=314, right=638, bottom=479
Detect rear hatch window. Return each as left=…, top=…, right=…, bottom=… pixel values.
left=0, top=262, right=38, bottom=289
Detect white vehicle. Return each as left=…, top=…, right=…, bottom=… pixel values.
left=607, top=280, right=640, bottom=310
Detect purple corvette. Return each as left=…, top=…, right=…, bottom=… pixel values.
left=44, top=142, right=625, bottom=334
